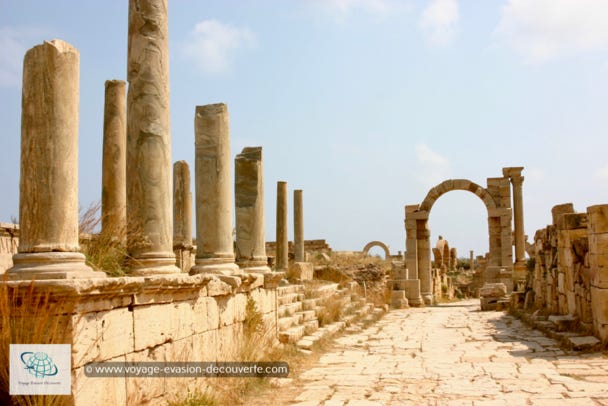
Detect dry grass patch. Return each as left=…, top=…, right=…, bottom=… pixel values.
left=79, top=201, right=148, bottom=277
left=0, top=278, right=77, bottom=406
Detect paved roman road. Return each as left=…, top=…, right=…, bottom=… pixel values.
left=258, top=299, right=608, bottom=405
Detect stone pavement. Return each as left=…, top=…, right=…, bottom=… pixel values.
left=262, top=299, right=608, bottom=405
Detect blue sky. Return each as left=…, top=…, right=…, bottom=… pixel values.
left=1, top=0, right=607, bottom=258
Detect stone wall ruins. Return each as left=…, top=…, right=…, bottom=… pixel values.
left=527, top=203, right=608, bottom=341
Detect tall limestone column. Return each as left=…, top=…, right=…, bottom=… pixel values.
left=190, top=104, right=240, bottom=275
left=294, top=189, right=305, bottom=262
left=275, top=181, right=289, bottom=272
left=173, top=160, right=193, bottom=271
left=126, top=0, right=178, bottom=275
left=8, top=40, right=105, bottom=279
left=102, top=80, right=126, bottom=238
left=503, top=167, right=526, bottom=276
left=235, top=147, right=270, bottom=273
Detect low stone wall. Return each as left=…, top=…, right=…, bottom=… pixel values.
left=525, top=203, right=608, bottom=342
left=4, top=273, right=277, bottom=405
left=266, top=239, right=332, bottom=257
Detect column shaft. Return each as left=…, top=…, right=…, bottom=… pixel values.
left=102, top=80, right=126, bottom=236
left=235, top=147, right=270, bottom=273
left=126, top=0, right=178, bottom=274
left=191, top=104, right=239, bottom=275
left=9, top=40, right=103, bottom=279
left=294, top=189, right=305, bottom=262
left=417, top=219, right=433, bottom=305
left=275, top=182, right=289, bottom=272
left=512, top=177, right=526, bottom=263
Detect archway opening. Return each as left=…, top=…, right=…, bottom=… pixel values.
left=367, top=246, right=387, bottom=260
left=427, top=190, right=489, bottom=270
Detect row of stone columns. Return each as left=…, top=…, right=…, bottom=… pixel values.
left=8, top=0, right=306, bottom=280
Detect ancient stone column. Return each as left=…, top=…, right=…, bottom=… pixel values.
left=470, top=250, right=474, bottom=271
left=190, top=104, right=240, bottom=275
left=102, top=80, right=126, bottom=238
left=404, top=205, right=419, bottom=280
left=503, top=167, right=526, bottom=274
left=8, top=40, right=105, bottom=279
left=294, top=189, right=305, bottom=262
left=173, top=160, right=193, bottom=271
left=235, top=147, right=270, bottom=273
left=275, top=181, right=289, bottom=272
left=417, top=218, right=433, bottom=305
left=126, top=0, right=178, bottom=275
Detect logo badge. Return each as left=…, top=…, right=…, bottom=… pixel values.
left=20, top=351, right=59, bottom=378
left=10, top=344, right=71, bottom=395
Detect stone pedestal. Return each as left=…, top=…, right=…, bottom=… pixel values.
left=234, top=147, right=270, bottom=273
left=173, top=161, right=193, bottom=272
left=102, top=80, right=126, bottom=238
left=8, top=40, right=105, bottom=280
left=126, top=0, right=179, bottom=275
left=294, top=189, right=305, bottom=263
left=275, top=181, right=289, bottom=272
left=191, top=104, right=240, bottom=276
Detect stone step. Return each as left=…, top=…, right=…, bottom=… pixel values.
left=277, top=284, right=305, bottom=296
left=277, top=292, right=301, bottom=306
left=278, top=301, right=303, bottom=317
left=567, top=336, right=601, bottom=351
left=296, top=310, right=317, bottom=322
left=278, top=325, right=306, bottom=344
left=303, top=319, right=319, bottom=335
left=301, top=298, right=317, bottom=311
left=548, top=315, right=578, bottom=332
left=277, top=315, right=302, bottom=331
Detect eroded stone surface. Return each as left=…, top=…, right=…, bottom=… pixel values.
left=235, top=147, right=270, bottom=273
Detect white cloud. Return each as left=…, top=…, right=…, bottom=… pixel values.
left=0, top=27, right=46, bottom=87
left=182, top=20, right=256, bottom=74
left=596, top=164, right=608, bottom=181
left=419, top=0, right=459, bottom=46
left=495, top=0, right=608, bottom=64
left=415, top=144, right=451, bottom=187
left=310, top=0, right=408, bottom=22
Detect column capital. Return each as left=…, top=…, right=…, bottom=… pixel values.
left=502, top=166, right=524, bottom=178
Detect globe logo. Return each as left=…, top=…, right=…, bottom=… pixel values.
left=20, top=352, right=59, bottom=378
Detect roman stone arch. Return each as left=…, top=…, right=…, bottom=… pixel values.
left=420, top=179, right=496, bottom=213
left=404, top=175, right=517, bottom=304
left=362, top=241, right=390, bottom=260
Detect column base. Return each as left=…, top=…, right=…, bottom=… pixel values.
left=513, top=261, right=527, bottom=281
left=7, top=252, right=106, bottom=280
left=241, top=265, right=272, bottom=274
left=422, top=293, right=433, bottom=305
left=128, top=253, right=180, bottom=276
left=237, top=260, right=271, bottom=274
left=190, top=258, right=242, bottom=276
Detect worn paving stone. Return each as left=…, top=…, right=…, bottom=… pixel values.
left=252, top=299, right=608, bottom=405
